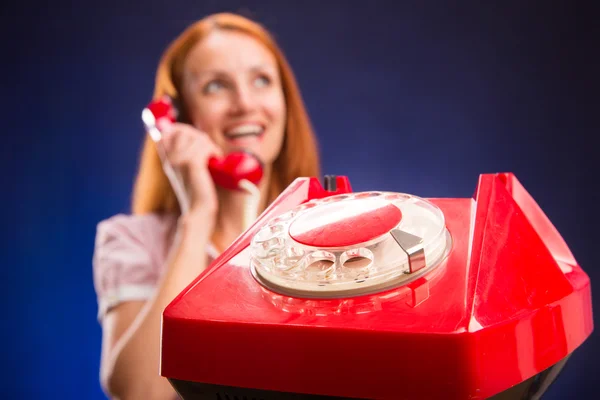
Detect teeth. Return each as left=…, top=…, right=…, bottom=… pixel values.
left=225, top=124, right=263, bottom=137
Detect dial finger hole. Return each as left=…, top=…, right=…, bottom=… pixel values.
left=384, top=193, right=411, bottom=202
left=273, top=247, right=306, bottom=271
left=254, top=223, right=285, bottom=243
left=270, top=210, right=297, bottom=225
left=354, top=192, right=383, bottom=199
left=340, top=248, right=374, bottom=281
left=322, top=194, right=350, bottom=203
left=295, top=201, right=319, bottom=213
left=301, top=251, right=336, bottom=281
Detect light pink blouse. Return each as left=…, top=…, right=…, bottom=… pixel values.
left=92, top=213, right=219, bottom=322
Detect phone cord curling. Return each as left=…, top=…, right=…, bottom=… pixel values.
left=238, top=179, right=261, bottom=231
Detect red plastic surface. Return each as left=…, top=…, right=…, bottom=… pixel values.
left=160, top=173, right=593, bottom=399
left=146, top=96, right=177, bottom=125
left=207, top=152, right=263, bottom=190
left=289, top=200, right=402, bottom=247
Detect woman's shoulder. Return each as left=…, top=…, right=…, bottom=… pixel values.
left=93, top=212, right=179, bottom=269
left=96, top=212, right=178, bottom=239
left=92, top=212, right=179, bottom=321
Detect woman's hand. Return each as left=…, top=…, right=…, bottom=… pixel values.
left=159, top=121, right=222, bottom=216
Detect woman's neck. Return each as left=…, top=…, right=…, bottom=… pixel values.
left=211, top=165, right=272, bottom=253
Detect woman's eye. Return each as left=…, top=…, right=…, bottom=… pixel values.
left=254, top=75, right=271, bottom=88
left=203, top=80, right=225, bottom=94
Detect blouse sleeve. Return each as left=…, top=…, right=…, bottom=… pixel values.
left=92, top=214, right=162, bottom=322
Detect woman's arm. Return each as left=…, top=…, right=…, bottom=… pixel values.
left=99, top=208, right=215, bottom=400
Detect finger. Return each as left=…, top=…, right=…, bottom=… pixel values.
left=167, top=134, right=196, bottom=166
left=178, top=134, right=223, bottom=167
left=166, top=122, right=194, bottom=133
left=160, top=122, right=196, bottom=146
left=171, top=124, right=223, bottom=158
left=197, top=134, right=224, bottom=158
left=161, top=124, right=196, bottom=154
left=156, top=117, right=173, bottom=132
left=164, top=128, right=223, bottom=169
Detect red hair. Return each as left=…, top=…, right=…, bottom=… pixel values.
left=132, top=13, right=321, bottom=215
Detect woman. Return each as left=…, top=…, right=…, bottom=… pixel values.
left=92, top=12, right=320, bottom=399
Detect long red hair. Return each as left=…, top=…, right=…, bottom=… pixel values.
left=132, top=13, right=321, bottom=215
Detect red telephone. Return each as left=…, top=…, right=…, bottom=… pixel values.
left=144, top=96, right=264, bottom=191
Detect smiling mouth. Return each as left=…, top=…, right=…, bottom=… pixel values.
left=225, top=132, right=262, bottom=139
left=224, top=124, right=265, bottom=141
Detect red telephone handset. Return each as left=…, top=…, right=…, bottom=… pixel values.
left=144, top=96, right=264, bottom=191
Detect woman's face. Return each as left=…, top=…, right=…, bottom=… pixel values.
left=181, top=30, right=286, bottom=165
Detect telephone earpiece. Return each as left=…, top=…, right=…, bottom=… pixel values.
left=208, top=152, right=263, bottom=190
left=145, top=96, right=264, bottom=190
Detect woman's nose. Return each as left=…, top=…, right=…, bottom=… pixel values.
left=229, top=86, right=256, bottom=114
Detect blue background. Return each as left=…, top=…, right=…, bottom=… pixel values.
left=2, top=0, right=597, bottom=398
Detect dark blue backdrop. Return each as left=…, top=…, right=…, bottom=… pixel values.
left=2, top=1, right=597, bottom=398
